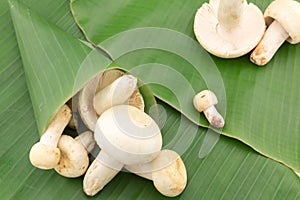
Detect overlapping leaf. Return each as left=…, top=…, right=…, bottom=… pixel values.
left=71, top=0, right=300, bottom=170
left=0, top=0, right=299, bottom=199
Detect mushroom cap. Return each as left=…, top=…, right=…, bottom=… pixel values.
left=193, top=90, right=218, bottom=112
left=94, top=105, right=162, bottom=166
left=264, top=0, right=300, bottom=44
left=29, top=142, right=60, bottom=169
left=54, top=135, right=89, bottom=178
left=151, top=150, right=187, bottom=197
left=194, top=1, right=265, bottom=58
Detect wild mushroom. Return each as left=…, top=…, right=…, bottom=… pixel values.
left=193, top=90, right=224, bottom=128
left=83, top=105, right=162, bottom=196
left=93, top=75, right=138, bottom=115
left=29, top=104, right=72, bottom=169
left=54, top=131, right=95, bottom=178
left=125, top=149, right=187, bottom=197
left=194, top=0, right=265, bottom=58
left=250, top=0, right=300, bottom=66
left=78, top=69, right=141, bottom=131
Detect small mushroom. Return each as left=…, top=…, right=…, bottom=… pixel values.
left=29, top=105, right=72, bottom=169
left=78, top=69, right=141, bottom=131
left=250, top=0, right=300, bottom=66
left=194, top=0, right=265, bottom=58
left=54, top=131, right=96, bottom=178
left=83, top=105, right=162, bottom=196
left=125, top=150, right=187, bottom=197
left=193, top=90, right=224, bottom=128
left=54, top=135, right=88, bottom=178
left=93, top=75, right=137, bottom=115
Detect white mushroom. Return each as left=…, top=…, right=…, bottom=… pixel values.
left=127, top=88, right=145, bottom=111
left=83, top=105, right=162, bottom=196
left=295, top=170, right=300, bottom=178
left=194, top=0, right=265, bottom=58
left=193, top=90, right=224, bottom=128
left=29, top=105, right=72, bottom=169
left=54, top=131, right=96, bottom=178
left=54, top=135, right=88, bottom=178
left=251, top=0, right=300, bottom=66
left=93, top=75, right=137, bottom=115
left=78, top=69, right=141, bottom=131
left=125, top=150, right=187, bottom=197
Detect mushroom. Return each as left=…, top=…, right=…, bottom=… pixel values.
left=29, top=104, right=72, bottom=169
left=78, top=69, right=141, bottom=131
left=54, top=131, right=96, bottom=178
left=250, top=0, right=300, bottom=66
left=194, top=0, right=265, bottom=58
left=125, top=149, right=187, bottom=197
left=193, top=90, right=224, bottom=128
left=83, top=105, right=162, bottom=196
left=93, top=75, right=138, bottom=115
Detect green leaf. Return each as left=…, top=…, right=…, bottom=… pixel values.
left=70, top=0, right=300, bottom=170
left=1, top=0, right=299, bottom=199
left=9, top=0, right=112, bottom=134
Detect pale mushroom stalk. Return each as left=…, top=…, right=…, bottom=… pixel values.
left=217, top=0, right=244, bottom=30
left=93, top=75, right=137, bottom=115
left=83, top=105, right=162, bottom=196
left=202, top=105, right=224, bottom=128
left=251, top=21, right=289, bottom=66
left=83, top=151, right=123, bottom=196
left=29, top=105, right=72, bottom=169
left=250, top=0, right=300, bottom=66
left=75, top=131, right=96, bottom=153
left=125, top=150, right=187, bottom=197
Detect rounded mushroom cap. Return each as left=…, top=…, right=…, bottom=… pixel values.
left=264, top=0, right=300, bottom=44
left=29, top=142, right=60, bottom=169
left=94, top=105, right=162, bottom=166
left=54, top=135, right=89, bottom=178
left=151, top=150, right=187, bottom=197
left=194, top=1, right=265, bottom=58
left=193, top=90, right=218, bottom=112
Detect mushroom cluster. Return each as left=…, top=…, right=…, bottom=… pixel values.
left=29, top=69, right=187, bottom=197
left=194, top=0, right=300, bottom=66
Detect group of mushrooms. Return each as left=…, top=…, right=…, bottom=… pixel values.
left=33, top=0, right=300, bottom=196
left=29, top=69, right=196, bottom=197
left=194, top=0, right=300, bottom=66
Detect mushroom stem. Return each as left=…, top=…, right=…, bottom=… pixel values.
left=203, top=106, right=225, bottom=128
left=83, top=151, right=123, bottom=196
left=250, top=20, right=289, bottom=66
left=75, top=131, right=96, bottom=153
left=218, top=0, right=245, bottom=30
left=93, top=75, right=137, bottom=116
left=39, top=105, right=72, bottom=147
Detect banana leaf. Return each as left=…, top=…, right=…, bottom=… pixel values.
left=0, top=0, right=299, bottom=199
left=70, top=0, right=300, bottom=171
